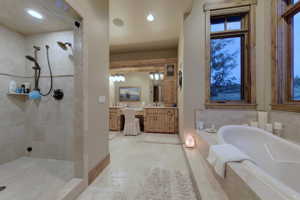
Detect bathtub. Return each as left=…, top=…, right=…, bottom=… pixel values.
left=218, top=125, right=300, bottom=200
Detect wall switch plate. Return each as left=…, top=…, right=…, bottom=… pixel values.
left=98, top=96, right=106, bottom=104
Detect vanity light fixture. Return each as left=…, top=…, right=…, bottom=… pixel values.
left=147, top=14, right=155, bottom=22
left=110, top=74, right=126, bottom=82
left=26, top=9, right=44, bottom=20
left=149, top=72, right=164, bottom=81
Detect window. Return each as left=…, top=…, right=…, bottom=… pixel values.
left=210, top=36, right=243, bottom=101
left=208, top=13, right=252, bottom=104
left=204, top=2, right=256, bottom=109
left=211, top=18, right=225, bottom=32
left=292, top=13, right=300, bottom=100
left=272, top=0, right=300, bottom=111
left=211, top=16, right=242, bottom=33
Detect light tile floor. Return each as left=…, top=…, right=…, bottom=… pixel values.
left=0, top=157, right=74, bottom=200
left=77, top=132, right=199, bottom=200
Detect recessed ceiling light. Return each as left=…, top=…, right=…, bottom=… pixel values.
left=26, top=9, right=43, bottom=20
left=147, top=14, right=155, bottom=22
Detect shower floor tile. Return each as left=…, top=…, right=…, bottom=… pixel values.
left=0, top=157, right=74, bottom=200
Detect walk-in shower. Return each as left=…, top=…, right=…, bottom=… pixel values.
left=0, top=0, right=83, bottom=199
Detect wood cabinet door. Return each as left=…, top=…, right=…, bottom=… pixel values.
left=109, top=109, right=121, bottom=131
left=155, top=109, right=166, bottom=132
left=144, top=109, right=156, bottom=132
left=166, top=109, right=176, bottom=133
left=109, top=112, right=116, bottom=130
left=163, top=80, right=177, bottom=106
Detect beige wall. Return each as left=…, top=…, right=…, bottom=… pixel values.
left=66, top=0, right=109, bottom=181
left=0, top=25, right=27, bottom=164
left=180, top=0, right=205, bottom=139
left=180, top=0, right=300, bottom=143
left=178, top=13, right=185, bottom=140
left=110, top=48, right=178, bottom=62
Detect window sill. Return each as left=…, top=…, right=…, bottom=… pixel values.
left=271, top=104, right=300, bottom=113
left=205, top=103, right=257, bottom=110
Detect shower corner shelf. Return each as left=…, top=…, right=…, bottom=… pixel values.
left=7, top=92, right=29, bottom=99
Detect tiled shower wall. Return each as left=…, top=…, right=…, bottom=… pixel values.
left=0, top=25, right=74, bottom=164
left=24, top=31, right=74, bottom=161
left=0, top=25, right=27, bottom=164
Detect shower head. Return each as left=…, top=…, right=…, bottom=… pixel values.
left=57, top=41, right=72, bottom=51
left=25, top=55, right=36, bottom=62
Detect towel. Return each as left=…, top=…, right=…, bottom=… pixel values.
left=207, top=144, right=252, bottom=178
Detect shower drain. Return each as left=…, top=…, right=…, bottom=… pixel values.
left=0, top=186, right=6, bottom=192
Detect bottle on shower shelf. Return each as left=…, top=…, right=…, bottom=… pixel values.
left=9, top=80, right=17, bottom=93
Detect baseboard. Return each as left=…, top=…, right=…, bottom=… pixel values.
left=56, top=178, right=85, bottom=200
left=88, top=154, right=110, bottom=185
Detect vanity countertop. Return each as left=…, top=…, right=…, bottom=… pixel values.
left=110, top=106, right=178, bottom=109
left=144, top=107, right=177, bottom=109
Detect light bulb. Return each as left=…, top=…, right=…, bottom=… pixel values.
left=120, top=75, right=125, bottom=82
left=160, top=73, right=164, bottom=80
left=27, top=9, right=43, bottom=19
left=116, top=76, right=121, bottom=82
left=147, top=14, right=155, bottom=22
left=149, top=73, right=154, bottom=80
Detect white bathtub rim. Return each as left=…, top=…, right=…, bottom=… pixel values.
left=242, top=160, right=299, bottom=200
left=217, top=125, right=300, bottom=200
left=218, top=125, right=300, bottom=153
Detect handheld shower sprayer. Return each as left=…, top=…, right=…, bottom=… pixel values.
left=26, top=46, right=41, bottom=91
left=25, top=45, right=53, bottom=99
left=25, top=56, right=40, bottom=69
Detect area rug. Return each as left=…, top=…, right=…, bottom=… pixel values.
left=134, top=168, right=198, bottom=200
left=107, top=168, right=198, bottom=200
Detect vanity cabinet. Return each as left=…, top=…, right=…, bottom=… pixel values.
left=144, top=108, right=178, bottom=134
left=163, top=64, right=177, bottom=107
left=109, top=108, right=122, bottom=131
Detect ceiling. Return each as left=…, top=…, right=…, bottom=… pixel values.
left=110, top=0, right=193, bottom=53
left=0, top=0, right=80, bottom=35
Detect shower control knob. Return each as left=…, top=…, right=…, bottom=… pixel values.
left=53, top=89, right=64, bottom=100
left=27, top=147, right=32, bottom=152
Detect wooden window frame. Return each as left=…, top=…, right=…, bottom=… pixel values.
left=272, top=0, right=300, bottom=112
left=204, top=1, right=257, bottom=109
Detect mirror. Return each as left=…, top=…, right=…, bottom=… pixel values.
left=110, top=71, right=164, bottom=106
